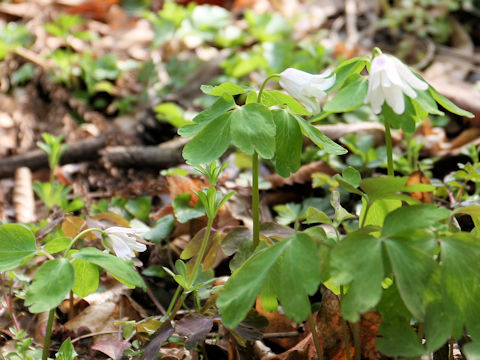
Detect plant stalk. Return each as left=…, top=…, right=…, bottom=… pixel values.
left=252, top=152, right=260, bottom=250
left=187, top=217, right=214, bottom=289
left=308, top=310, right=323, bottom=360
left=166, top=286, right=182, bottom=317
left=63, top=228, right=104, bottom=256
left=352, top=321, right=361, bottom=360
left=384, top=117, right=394, bottom=176
left=340, top=286, right=352, bottom=360
left=42, top=308, right=55, bottom=360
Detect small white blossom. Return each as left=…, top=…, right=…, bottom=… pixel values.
left=104, top=227, right=147, bottom=260
left=279, top=68, right=336, bottom=114
left=365, top=54, right=428, bottom=115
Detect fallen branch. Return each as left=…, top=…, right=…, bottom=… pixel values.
left=0, top=135, right=106, bottom=178
left=100, top=146, right=183, bottom=168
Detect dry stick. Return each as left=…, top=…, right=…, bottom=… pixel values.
left=100, top=146, right=184, bottom=168
left=0, top=135, right=106, bottom=178
left=145, top=283, right=167, bottom=316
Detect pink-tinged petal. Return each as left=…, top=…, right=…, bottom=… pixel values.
left=391, top=57, right=428, bottom=90
left=370, top=55, right=387, bottom=74
left=384, top=85, right=405, bottom=114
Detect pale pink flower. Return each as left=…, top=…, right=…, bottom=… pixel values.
left=365, top=54, right=428, bottom=114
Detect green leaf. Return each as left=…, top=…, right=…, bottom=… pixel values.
left=72, top=247, right=145, bottom=290
left=221, top=226, right=253, bottom=272
left=25, top=258, right=74, bottom=313
left=324, top=74, right=368, bottom=112
left=378, top=318, right=426, bottom=356
left=382, top=98, right=417, bottom=133
left=230, top=103, right=276, bottom=159
left=414, top=90, right=444, bottom=116
left=143, top=215, right=175, bottom=243
left=360, top=176, right=407, bottom=199
left=72, top=259, right=99, bottom=297
left=429, top=86, right=474, bottom=118
left=45, top=236, right=71, bottom=254
left=274, top=203, right=302, bottom=226
left=382, top=204, right=450, bottom=238
left=333, top=174, right=364, bottom=196
left=155, top=102, right=189, bottom=128
left=201, top=82, right=246, bottom=96
left=217, top=240, right=289, bottom=328
left=331, top=231, right=384, bottom=322
left=360, top=198, right=401, bottom=230
left=178, top=95, right=235, bottom=137
left=125, top=196, right=151, bottom=223
left=182, top=112, right=232, bottom=165
left=55, top=338, right=78, bottom=360
left=464, top=341, right=480, bottom=360
left=440, top=234, right=480, bottom=329
left=303, top=207, right=332, bottom=225
left=0, top=224, right=37, bottom=271
left=331, top=57, right=368, bottom=90
left=172, top=193, right=206, bottom=223
left=342, top=167, right=361, bottom=188
left=276, top=233, right=322, bottom=321
left=272, top=110, right=302, bottom=177
left=377, top=285, right=427, bottom=357
left=294, top=115, right=347, bottom=155
left=385, top=231, right=438, bottom=320
left=261, top=90, right=310, bottom=115
left=424, top=301, right=452, bottom=352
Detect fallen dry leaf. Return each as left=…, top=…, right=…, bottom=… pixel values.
left=406, top=170, right=433, bottom=203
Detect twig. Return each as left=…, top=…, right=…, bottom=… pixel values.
left=100, top=146, right=183, bottom=168
left=145, top=283, right=166, bottom=316
left=71, top=330, right=120, bottom=344
left=0, top=135, right=106, bottom=178
left=263, top=331, right=300, bottom=338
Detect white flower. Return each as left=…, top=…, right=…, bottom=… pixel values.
left=279, top=68, right=336, bottom=114
left=104, top=227, right=147, bottom=260
left=365, top=54, right=428, bottom=115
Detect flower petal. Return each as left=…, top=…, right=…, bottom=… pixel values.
left=391, top=57, right=428, bottom=90
left=384, top=85, right=405, bottom=114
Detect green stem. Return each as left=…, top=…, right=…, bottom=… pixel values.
left=384, top=117, right=394, bottom=176
left=187, top=217, right=214, bottom=289
left=252, top=152, right=260, bottom=250
left=168, top=292, right=186, bottom=322
left=166, top=286, right=182, bottom=316
left=42, top=308, right=55, bottom=360
left=360, top=201, right=371, bottom=228
left=308, top=310, right=323, bottom=360
left=63, top=228, right=104, bottom=257
left=340, top=286, right=352, bottom=360
left=257, top=74, right=280, bottom=102
left=352, top=322, right=361, bottom=360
